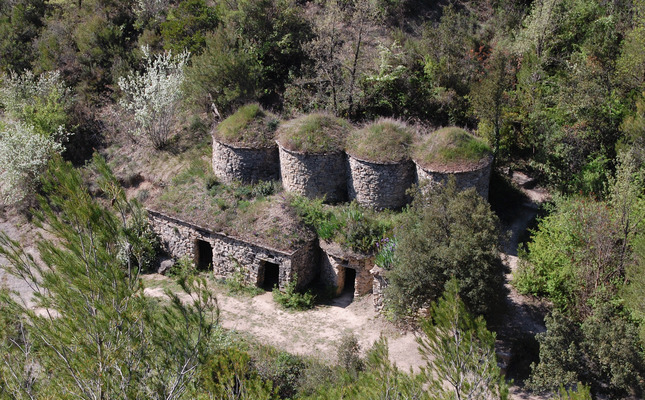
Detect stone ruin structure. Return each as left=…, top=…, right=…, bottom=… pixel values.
left=149, top=107, right=494, bottom=306
left=148, top=209, right=317, bottom=291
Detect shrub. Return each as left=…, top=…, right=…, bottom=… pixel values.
left=276, top=113, right=350, bottom=153
left=346, top=118, right=414, bottom=163
left=0, top=121, right=67, bottom=204
left=385, top=179, right=505, bottom=319
left=168, top=256, right=197, bottom=281
left=336, top=332, right=364, bottom=378
left=224, top=260, right=264, bottom=297
left=273, top=276, right=316, bottom=310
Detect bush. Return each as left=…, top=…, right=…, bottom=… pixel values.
left=385, top=179, right=506, bottom=319
left=336, top=332, right=364, bottom=378
left=168, top=256, right=197, bottom=281
left=273, top=277, right=316, bottom=311
left=223, top=260, right=264, bottom=297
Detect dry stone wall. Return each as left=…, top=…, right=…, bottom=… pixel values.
left=278, top=144, right=347, bottom=203
left=212, top=140, right=280, bottom=184
left=415, top=155, right=493, bottom=199
left=148, top=210, right=316, bottom=290
left=347, top=155, right=415, bottom=209
left=318, top=241, right=374, bottom=297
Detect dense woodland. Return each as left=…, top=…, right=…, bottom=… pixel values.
left=1, top=0, right=645, bottom=398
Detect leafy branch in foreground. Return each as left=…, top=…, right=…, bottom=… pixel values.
left=0, top=154, right=218, bottom=399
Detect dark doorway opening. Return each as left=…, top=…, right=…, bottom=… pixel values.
left=259, top=260, right=280, bottom=290
left=343, top=267, right=356, bottom=295
left=195, top=240, right=213, bottom=271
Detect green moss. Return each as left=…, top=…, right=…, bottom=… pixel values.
left=277, top=113, right=350, bottom=153
left=414, top=127, right=491, bottom=168
left=215, top=103, right=279, bottom=147
left=346, top=119, right=414, bottom=163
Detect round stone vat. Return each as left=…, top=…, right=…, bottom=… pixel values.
left=414, top=155, right=494, bottom=199
left=277, top=144, right=347, bottom=202
left=347, top=155, right=415, bottom=209
left=212, top=139, right=279, bottom=184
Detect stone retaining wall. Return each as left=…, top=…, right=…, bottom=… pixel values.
left=414, top=155, right=493, bottom=199
left=347, top=155, right=415, bottom=209
left=148, top=210, right=316, bottom=290
left=278, top=144, right=347, bottom=203
left=212, top=140, right=280, bottom=184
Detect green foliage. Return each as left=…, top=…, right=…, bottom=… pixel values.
left=160, top=0, right=218, bottom=55
left=0, top=0, right=45, bottom=72
left=346, top=118, right=413, bottom=163
left=215, top=103, right=279, bottom=147
left=414, top=127, right=491, bottom=168
left=169, top=255, right=198, bottom=281
left=550, top=383, right=592, bottom=400
left=253, top=348, right=306, bottom=398
left=183, top=27, right=261, bottom=113
left=290, top=196, right=395, bottom=253
left=223, top=260, right=264, bottom=297
left=385, top=179, right=505, bottom=319
left=277, top=113, right=350, bottom=153
left=515, top=154, right=645, bottom=319
left=0, top=70, right=71, bottom=136
left=273, top=276, right=316, bottom=310
left=418, top=278, right=509, bottom=400
left=528, top=307, right=645, bottom=398
left=336, top=332, right=364, bottom=378
left=196, top=347, right=277, bottom=399
left=374, top=236, right=397, bottom=268
left=0, top=154, right=220, bottom=399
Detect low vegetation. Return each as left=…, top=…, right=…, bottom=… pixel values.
left=345, top=118, right=414, bottom=163
left=414, top=127, right=491, bottom=169
left=276, top=113, right=350, bottom=153
left=214, top=103, right=279, bottom=148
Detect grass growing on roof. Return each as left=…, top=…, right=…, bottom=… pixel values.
left=215, top=103, right=279, bottom=147
left=290, top=196, right=407, bottom=253
left=276, top=113, right=350, bottom=153
left=414, top=127, right=491, bottom=168
left=149, top=162, right=313, bottom=251
left=346, top=119, right=414, bottom=163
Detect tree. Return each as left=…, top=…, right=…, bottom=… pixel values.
left=0, top=154, right=219, bottom=399
left=417, top=279, right=509, bottom=400
left=385, top=179, right=506, bottom=319
left=118, top=45, right=189, bottom=148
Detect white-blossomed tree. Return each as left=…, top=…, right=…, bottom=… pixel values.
left=118, top=46, right=189, bottom=149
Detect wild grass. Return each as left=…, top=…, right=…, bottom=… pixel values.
left=290, top=196, right=406, bottom=253
left=414, top=127, right=491, bottom=168
left=277, top=113, right=350, bottom=153
left=214, top=103, right=279, bottom=148
left=346, top=118, right=414, bottom=163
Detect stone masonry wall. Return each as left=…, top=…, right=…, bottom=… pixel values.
left=278, top=144, right=347, bottom=203
left=347, top=155, right=415, bottom=209
left=414, top=155, right=493, bottom=199
left=318, top=241, right=374, bottom=297
left=147, top=210, right=315, bottom=290
left=212, top=140, right=280, bottom=184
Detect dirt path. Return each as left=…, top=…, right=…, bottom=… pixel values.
left=145, top=281, right=425, bottom=370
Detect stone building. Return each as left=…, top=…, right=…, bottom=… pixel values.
left=148, top=209, right=318, bottom=290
